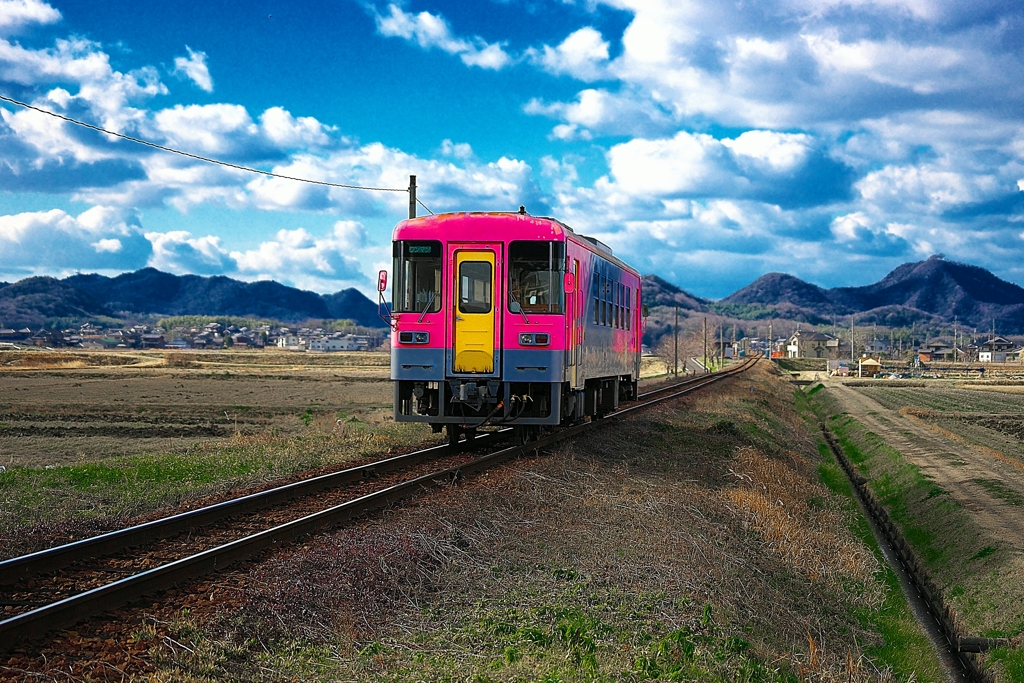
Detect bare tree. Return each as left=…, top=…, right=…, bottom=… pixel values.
left=657, top=326, right=706, bottom=374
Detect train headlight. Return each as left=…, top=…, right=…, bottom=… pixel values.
left=398, top=331, right=430, bottom=344
left=519, top=333, right=550, bottom=346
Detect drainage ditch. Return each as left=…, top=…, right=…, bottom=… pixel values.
left=819, top=424, right=1004, bottom=683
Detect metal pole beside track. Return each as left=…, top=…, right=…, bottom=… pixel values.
left=674, top=303, right=679, bottom=377
left=408, top=175, right=417, bottom=219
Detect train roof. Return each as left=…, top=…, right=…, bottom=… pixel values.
left=392, top=212, right=638, bottom=275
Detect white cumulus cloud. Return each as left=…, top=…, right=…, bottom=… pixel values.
left=0, top=0, right=60, bottom=34
left=145, top=230, right=234, bottom=275
left=172, top=46, right=213, bottom=92
left=529, top=27, right=610, bottom=81
left=0, top=206, right=151, bottom=274
left=230, top=222, right=367, bottom=285
left=374, top=4, right=511, bottom=70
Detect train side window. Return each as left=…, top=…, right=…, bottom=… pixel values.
left=393, top=240, right=442, bottom=314
left=458, top=261, right=492, bottom=314
left=610, top=280, right=618, bottom=327
left=625, top=286, right=631, bottom=330
left=618, top=284, right=626, bottom=329
left=602, top=276, right=610, bottom=327
left=601, top=275, right=608, bottom=326
left=593, top=270, right=600, bottom=325
left=606, top=276, right=612, bottom=327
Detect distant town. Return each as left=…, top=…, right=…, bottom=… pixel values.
left=0, top=321, right=387, bottom=352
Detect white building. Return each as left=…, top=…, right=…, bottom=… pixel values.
left=276, top=334, right=305, bottom=351
left=308, top=335, right=359, bottom=352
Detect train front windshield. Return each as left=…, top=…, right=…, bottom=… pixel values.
left=393, top=240, right=442, bottom=313
left=508, top=241, right=565, bottom=314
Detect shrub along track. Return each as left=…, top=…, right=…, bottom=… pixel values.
left=0, top=359, right=757, bottom=662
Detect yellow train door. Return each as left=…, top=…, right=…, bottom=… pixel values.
left=453, top=250, right=495, bottom=373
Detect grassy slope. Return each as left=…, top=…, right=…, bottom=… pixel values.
left=807, top=386, right=1024, bottom=682
left=146, top=363, right=942, bottom=682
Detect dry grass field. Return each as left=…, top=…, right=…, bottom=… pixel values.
left=0, top=360, right=943, bottom=683
left=0, top=349, right=431, bottom=552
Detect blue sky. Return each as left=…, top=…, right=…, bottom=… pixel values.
left=2, top=0, right=1024, bottom=299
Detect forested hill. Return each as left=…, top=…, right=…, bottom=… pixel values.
left=0, top=268, right=382, bottom=328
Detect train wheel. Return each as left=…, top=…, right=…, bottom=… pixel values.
left=513, top=425, right=540, bottom=445
left=446, top=424, right=463, bottom=447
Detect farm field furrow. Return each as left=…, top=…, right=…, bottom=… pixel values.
left=831, top=384, right=1024, bottom=551
left=818, top=381, right=1024, bottom=679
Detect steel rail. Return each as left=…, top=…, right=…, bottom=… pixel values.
left=0, top=359, right=757, bottom=651
left=0, top=430, right=505, bottom=585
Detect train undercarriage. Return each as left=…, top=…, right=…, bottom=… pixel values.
left=394, top=376, right=639, bottom=445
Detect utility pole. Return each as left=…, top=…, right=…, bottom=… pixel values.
left=408, top=175, right=417, bottom=220
left=720, top=323, right=724, bottom=368
left=850, top=315, right=855, bottom=360
left=673, top=303, right=679, bottom=377
left=703, top=317, right=708, bottom=373
left=954, top=317, right=958, bottom=365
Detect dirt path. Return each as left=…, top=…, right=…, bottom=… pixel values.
left=829, top=382, right=1024, bottom=552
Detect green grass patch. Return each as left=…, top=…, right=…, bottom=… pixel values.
left=969, top=546, right=998, bottom=561
left=0, top=419, right=437, bottom=533
left=989, top=647, right=1024, bottom=683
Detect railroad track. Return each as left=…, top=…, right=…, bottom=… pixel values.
left=0, top=357, right=757, bottom=651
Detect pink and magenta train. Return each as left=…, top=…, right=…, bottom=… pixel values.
left=385, top=209, right=643, bottom=442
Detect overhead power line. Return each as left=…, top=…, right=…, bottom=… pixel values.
left=0, top=93, right=413, bottom=196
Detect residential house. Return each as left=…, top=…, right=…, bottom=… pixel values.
left=141, top=333, right=166, bottom=349
left=864, top=338, right=890, bottom=356
left=30, top=329, right=64, bottom=347
left=786, top=330, right=840, bottom=359
left=917, top=339, right=955, bottom=362
left=0, top=328, right=30, bottom=343
left=979, top=336, right=1019, bottom=363
left=276, top=334, right=305, bottom=351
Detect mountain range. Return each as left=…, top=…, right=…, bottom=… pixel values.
left=0, top=268, right=382, bottom=329
left=645, top=255, right=1024, bottom=333
left=3, top=255, right=1024, bottom=333
left=719, top=255, right=1024, bottom=332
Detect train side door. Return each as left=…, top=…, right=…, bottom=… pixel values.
left=567, top=259, right=582, bottom=388
left=451, top=249, right=497, bottom=374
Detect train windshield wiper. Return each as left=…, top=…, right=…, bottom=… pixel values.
left=508, top=290, right=530, bottom=324
left=417, top=291, right=436, bottom=323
